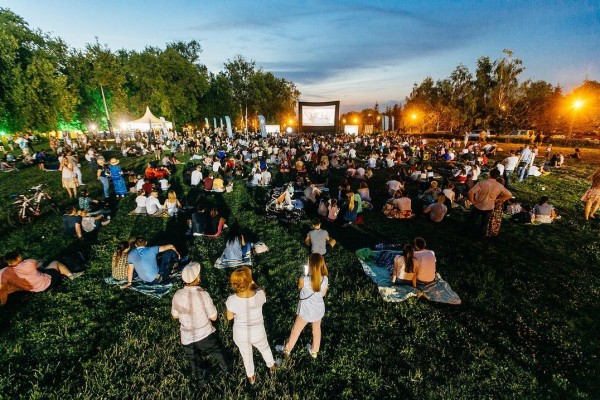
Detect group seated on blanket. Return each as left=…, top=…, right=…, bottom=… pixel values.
left=390, top=238, right=436, bottom=288
left=187, top=206, right=227, bottom=238
left=144, top=163, right=170, bottom=180
left=120, top=237, right=180, bottom=288
left=383, top=189, right=413, bottom=219
left=63, top=206, right=110, bottom=239
left=0, top=251, right=84, bottom=305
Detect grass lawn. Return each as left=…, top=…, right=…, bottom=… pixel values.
left=0, top=143, right=599, bottom=400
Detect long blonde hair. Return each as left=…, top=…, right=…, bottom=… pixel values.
left=308, top=253, right=328, bottom=292
left=347, top=191, right=355, bottom=211
left=167, top=190, right=177, bottom=201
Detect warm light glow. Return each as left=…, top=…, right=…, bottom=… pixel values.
left=120, top=122, right=127, bottom=130
left=500, top=105, right=506, bottom=111
left=342, top=119, right=346, bottom=124
left=288, top=119, right=294, bottom=125
left=573, top=99, right=584, bottom=110
left=89, top=124, right=97, bottom=131
left=353, top=118, right=359, bottom=124
left=411, top=113, right=417, bottom=120
left=286, top=126, right=293, bottom=134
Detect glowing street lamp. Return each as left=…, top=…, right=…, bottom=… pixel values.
left=88, top=123, right=97, bottom=132
left=353, top=117, right=359, bottom=124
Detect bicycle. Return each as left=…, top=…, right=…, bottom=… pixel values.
left=7, top=184, right=60, bottom=226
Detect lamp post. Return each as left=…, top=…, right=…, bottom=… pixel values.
left=569, top=99, right=584, bottom=137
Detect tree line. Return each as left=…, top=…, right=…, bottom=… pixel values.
left=342, top=50, right=599, bottom=136
left=0, top=8, right=300, bottom=134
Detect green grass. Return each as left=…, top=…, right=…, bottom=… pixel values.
left=0, top=145, right=599, bottom=400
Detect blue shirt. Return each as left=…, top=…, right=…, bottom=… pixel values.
left=127, top=246, right=160, bottom=282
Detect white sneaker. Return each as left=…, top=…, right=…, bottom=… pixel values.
left=306, top=343, right=318, bottom=359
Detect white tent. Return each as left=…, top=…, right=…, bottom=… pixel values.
left=126, top=107, right=173, bottom=131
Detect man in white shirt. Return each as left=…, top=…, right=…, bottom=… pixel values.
left=386, top=179, right=403, bottom=196
left=466, top=169, right=512, bottom=236
left=261, top=169, right=272, bottom=186
left=518, top=145, right=533, bottom=182
left=349, top=148, right=357, bottom=158
left=145, top=191, right=163, bottom=215
left=191, top=165, right=203, bottom=186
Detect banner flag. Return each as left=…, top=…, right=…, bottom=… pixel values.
left=225, top=116, right=233, bottom=138
left=258, top=115, right=267, bottom=138
left=384, top=116, right=389, bottom=131
left=204, top=118, right=209, bottom=128
left=220, top=118, right=224, bottom=129
left=381, top=117, right=384, bottom=131
left=392, top=116, right=395, bottom=131
left=213, top=118, right=217, bottom=130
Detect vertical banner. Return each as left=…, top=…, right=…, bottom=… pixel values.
left=392, top=116, right=395, bottom=132
left=219, top=118, right=224, bottom=129
left=381, top=117, right=384, bottom=131
left=213, top=118, right=217, bottom=130
left=258, top=115, right=267, bottom=138
left=384, top=116, right=389, bottom=131
left=225, top=116, right=233, bottom=138
left=204, top=118, right=209, bottom=129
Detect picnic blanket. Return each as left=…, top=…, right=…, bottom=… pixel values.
left=356, top=248, right=461, bottom=304
left=214, top=254, right=252, bottom=269
left=105, top=277, right=173, bottom=298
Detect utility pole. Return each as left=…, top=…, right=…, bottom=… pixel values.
left=100, top=85, right=114, bottom=136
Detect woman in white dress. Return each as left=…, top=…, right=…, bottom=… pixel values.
left=278, top=253, right=329, bottom=359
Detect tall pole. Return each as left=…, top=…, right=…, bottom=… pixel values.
left=100, top=85, right=113, bottom=135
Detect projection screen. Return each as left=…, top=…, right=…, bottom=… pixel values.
left=298, top=101, right=340, bottom=132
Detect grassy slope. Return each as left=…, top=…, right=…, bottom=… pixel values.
left=0, top=146, right=599, bottom=400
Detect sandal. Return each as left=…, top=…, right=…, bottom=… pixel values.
left=248, top=375, right=255, bottom=385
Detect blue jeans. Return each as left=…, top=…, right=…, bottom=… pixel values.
left=155, top=250, right=179, bottom=283
left=98, top=176, right=110, bottom=197
left=517, top=164, right=529, bottom=182
left=503, top=170, right=514, bottom=188
left=242, top=242, right=251, bottom=257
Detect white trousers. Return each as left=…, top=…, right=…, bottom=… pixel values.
left=233, top=325, right=275, bottom=377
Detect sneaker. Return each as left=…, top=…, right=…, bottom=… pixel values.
left=306, top=343, right=318, bottom=359
left=192, top=232, right=204, bottom=237
left=68, top=272, right=84, bottom=280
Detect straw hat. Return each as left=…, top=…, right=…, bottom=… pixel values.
left=110, top=158, right=119, bottom=165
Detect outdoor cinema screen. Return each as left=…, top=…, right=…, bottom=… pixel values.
left=298, top=101, right=340, bottom=132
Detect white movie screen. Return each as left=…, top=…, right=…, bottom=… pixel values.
left=301, top=105, right=337, bottom=127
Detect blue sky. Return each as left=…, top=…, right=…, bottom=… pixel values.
left=4, top=0, right=599, bottom=112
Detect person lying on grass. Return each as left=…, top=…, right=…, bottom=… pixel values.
left=120, top=237, right=180, bottom=288
left=276, top=253, right=329, bottom=359
left=0, top=251, right=84, bottom=305
left=171, top=262, right=232, bottom=385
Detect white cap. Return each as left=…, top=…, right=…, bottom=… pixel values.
left=182, top=262, right=201, bottom=283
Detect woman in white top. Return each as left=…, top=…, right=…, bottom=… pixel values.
left=279, top=253, right=329, bottom=359
left=226, top=266, right=275, bottom=384
left=59, top=155, right=78, bottom=198
left=391, top=245, right=419, bottom=287
left=163, top=190, right=182, bottom=217
left=133, top=190, right=147, bottom=214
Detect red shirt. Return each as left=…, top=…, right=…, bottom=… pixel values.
left=0, top=259, right=51, bottom=292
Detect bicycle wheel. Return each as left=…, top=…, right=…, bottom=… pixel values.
left=8, top=206, right=33, bottom=226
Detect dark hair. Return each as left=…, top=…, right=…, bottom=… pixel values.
left=116, top=241, right=131, bottom=257
left=414, top=237, right=427, bottom=250
left=403, top=244, right=415, bottom=274
left=538, top=196, right=549, bottom=205
left=3, top=251, right=21, bottom=266
left=135, top=237, right=148, bottom=247
left=226, top=223, right=243, bottom=245
left=312, top=218, right=321, bottom=227
left=489, top=169, right=501, bottom=179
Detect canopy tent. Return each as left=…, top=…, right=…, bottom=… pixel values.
left=126, top=107, right=173, bottom=131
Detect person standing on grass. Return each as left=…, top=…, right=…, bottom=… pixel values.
left=171, top=263, right=232, bottom=385
left=0, top=251, right=83, bottom=305
left=582, top=168, right=600, bottom=221
left=226, top=266, right=276, bottom=385
left=277, top=253, right=329, bottom=359
left=465, top=169, right=512, bottom=237
left=59, top=154, right=78, bottom=199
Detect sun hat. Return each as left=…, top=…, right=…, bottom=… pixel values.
left=182, top=262, right=201, bottom=283
left=110, top=158, right=119, bottom=165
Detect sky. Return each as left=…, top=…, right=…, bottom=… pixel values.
left=3, top=0, right=600, bottom=112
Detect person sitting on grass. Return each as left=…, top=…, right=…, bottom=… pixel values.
left=212, top=174, right=225, bottom=192
left=276, top=253, right=329, bottom=359
left=383, top=190, right=412, bottom=219
left=357, top=181, right=371, bottom=202
left=413, top=237, right=436, bottom=286
left=79, top=209, right=110, bottom=233
left=391, top=244, right=419, bottom=287
left=202, top=208, right=226, bottom=238
left=112, top=239, right=134, bottom=281
left=423, top=194, right=448, bottom=222
left=63, top=206, right=83, bottom=239
left=171, top=262, right=233, bottom=385
left=226, top=266, right=276, bottom=385
left=145, top=191, right=164, bottom=216
left=133, top=190, right=147, bottom=214
left=305, top=219, right=336, bottom=256
left=532, top=196, right=559, bottom=224
left=163, top=190, right=182, bottom=217
left=187, top=204, right=208, bottom=237
left=120, top=237, right=180, bottom=287
left=0, top=251, right=84, bottom=305
left=221, top=223, right=251, bottom=261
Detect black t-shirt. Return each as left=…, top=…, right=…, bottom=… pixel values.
left=63, top=214, right=82, bottom=237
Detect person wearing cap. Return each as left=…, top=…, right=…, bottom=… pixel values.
left=108, top=158, right=127, bottom=198
left=171, top=262, right=232, bottom=384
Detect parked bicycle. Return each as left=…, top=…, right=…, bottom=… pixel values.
left=7, top=184, right=60, bottom=226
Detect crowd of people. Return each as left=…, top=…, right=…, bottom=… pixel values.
left=1, top=126, right=599, bottom=386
